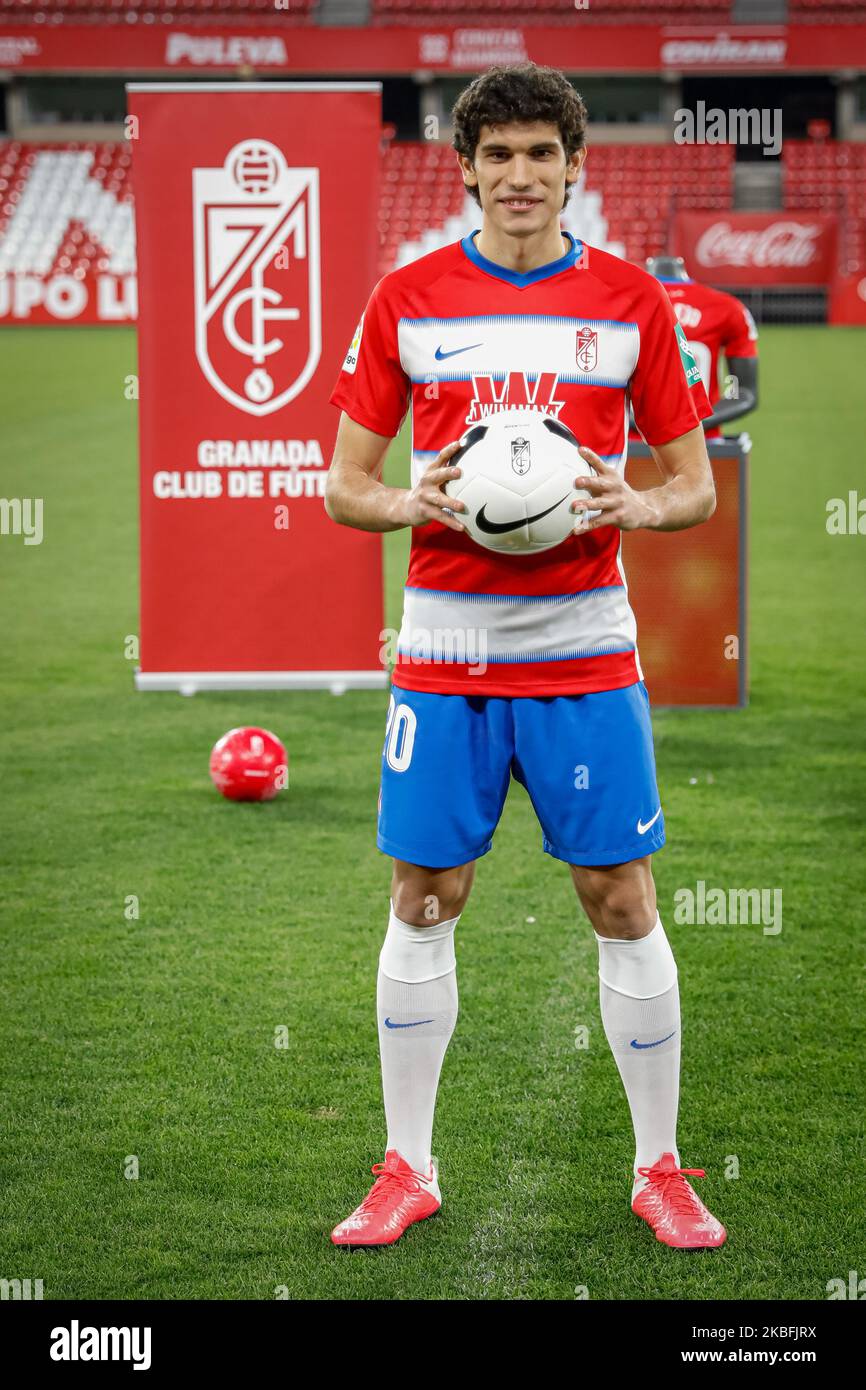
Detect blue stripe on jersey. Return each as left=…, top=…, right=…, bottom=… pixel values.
left=410, top=371, right=628, bottom=389
left=404, top=584, right=623, bottom=604
left=396, top=642, right=636, bottom=663
left=398, top=312, right=638, bottom=333
left=459, top=228, right=583, bottom=288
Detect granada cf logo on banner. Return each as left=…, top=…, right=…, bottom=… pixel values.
left=129, top=82, right=384, bottom=687
left=193, top=139, right=321, bottom=416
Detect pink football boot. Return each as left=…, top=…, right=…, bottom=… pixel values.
left=632, top=1152, right=727, bottom=1249
left=331, top=1149, right=441, bottom=1248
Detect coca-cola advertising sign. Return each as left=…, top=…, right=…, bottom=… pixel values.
left=675, top=212, right=837, bottom=287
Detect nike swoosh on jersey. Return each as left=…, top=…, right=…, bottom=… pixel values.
left=384, top=1017, right=435, bottom=1029
left=434, top=342, right=483, bottom=360
left=637, top=808, right=662, bottom=834
left=476, top=494, right=570, bottom=535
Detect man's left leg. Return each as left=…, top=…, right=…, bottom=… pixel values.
left=569, top=857, right=681, bottom=1188
left=512, top=683, right=726, bottom=1249
left=571, top=855, right=725, bottom=1248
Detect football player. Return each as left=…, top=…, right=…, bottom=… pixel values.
left=324, top=63, right=726, bottom=1252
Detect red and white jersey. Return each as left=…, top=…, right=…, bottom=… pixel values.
left=660, top=278, right=758, bottom=441
left=330, top=231, right=711, bottom=698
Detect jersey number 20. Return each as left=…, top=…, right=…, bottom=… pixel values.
left=384, top=696, right=417, bottom=772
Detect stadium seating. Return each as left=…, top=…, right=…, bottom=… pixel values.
left=580, top=143, right=734, bottom=268
left=371, top=0, right=734, bottom=25
left=0, top=142, right=135, bottom=277
left=783, top=139, right=866, bottom=274
left=379, top=141, right=469, bottom=276
left=788, top=0, right=866, bottom=22
left=378, top=139, right=734, bottom=276
left=6, top=0, right=863, bottom=23
left=0, top=136, right=754, bottom=283
left=4, top=0, right=858, bottom=23
left=0, top=0, right=736, bottom=22
left=0, top=0, right=315, bottom=23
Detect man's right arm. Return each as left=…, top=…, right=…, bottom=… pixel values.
left=324, top=411, right=467, bottom=535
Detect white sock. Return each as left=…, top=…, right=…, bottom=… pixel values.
left=376, top=902, right=459, bottom=1175
left=595, top=914, right=681, bottom=1197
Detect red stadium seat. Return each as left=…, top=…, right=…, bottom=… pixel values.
left=0, top=136, right=818, bottom=284
left=783, top=139, right=863, bottom=275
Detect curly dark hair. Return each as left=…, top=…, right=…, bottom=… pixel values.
left=452, top=63, right=588, bottom=210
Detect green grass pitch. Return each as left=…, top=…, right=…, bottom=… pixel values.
left=0, top=324, right=864, bottom=1301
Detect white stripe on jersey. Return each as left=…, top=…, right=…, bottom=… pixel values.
left=397, top=314, right=639, bottom=390
left=397, top=584, right=637, bottom=665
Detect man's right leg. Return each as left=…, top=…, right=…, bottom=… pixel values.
left=377, top=859, right=475, bottom=1174
left=331, top=684, right=511, bottom=1247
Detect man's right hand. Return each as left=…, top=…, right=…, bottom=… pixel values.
left=326, top=415, right=469, bottom=535
left=399, top=440, right=468, bottom=534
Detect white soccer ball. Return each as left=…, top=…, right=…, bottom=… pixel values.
left=444, top=410, right=598, bottom=555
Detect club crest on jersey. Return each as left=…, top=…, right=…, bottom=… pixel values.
left=511, top=436, right=531, bottom=475
left=193, top=140, right=321, bottom=417
left=465, top=372, right=565, bottom=424
left=575, top=327, right=598, bottom=373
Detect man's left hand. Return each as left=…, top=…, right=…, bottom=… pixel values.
left=572, top=446, right=658, bottom=534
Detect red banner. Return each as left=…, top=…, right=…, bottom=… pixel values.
left=129, top=82, right=386, bottom=691
left=1, top=23, right=865, bottom=75
left=674, top=211, right=838, bottom=287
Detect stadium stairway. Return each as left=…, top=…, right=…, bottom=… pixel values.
left=316, top=0, right=370, bottom=24
left=735, top=163, right=782, bottom=211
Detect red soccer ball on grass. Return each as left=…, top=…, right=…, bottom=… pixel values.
left=209, top=727, right=287, bottom=802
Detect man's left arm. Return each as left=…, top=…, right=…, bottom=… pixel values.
left=572, top=426, right=716, bottom=534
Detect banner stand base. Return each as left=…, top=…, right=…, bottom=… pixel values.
left=134, top=670, right=389, bottom=695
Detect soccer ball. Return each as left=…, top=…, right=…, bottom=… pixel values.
left=444, top=410, right=597, bottom=555
left=209, top=726, right=287, bottom=802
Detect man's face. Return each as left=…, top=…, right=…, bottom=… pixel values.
left=458, top=121, right=585, bottom=236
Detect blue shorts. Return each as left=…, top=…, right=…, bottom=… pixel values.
left=377, top=680, right=665, bottom=869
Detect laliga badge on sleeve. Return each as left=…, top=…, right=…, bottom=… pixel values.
left=343, top=313, right=364, bottom=375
